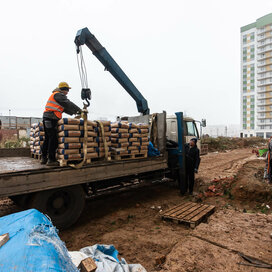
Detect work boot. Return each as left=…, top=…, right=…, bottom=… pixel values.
left=40, top=157, right=47, bottom=165
left=46, top=159, right=59, bottom=166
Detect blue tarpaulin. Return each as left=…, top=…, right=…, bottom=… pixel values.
left=0, top=209, right=78, bottom=272
left=148, top=141, right=160, bottom=157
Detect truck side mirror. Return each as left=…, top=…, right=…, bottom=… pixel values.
left=201, top=119, right=206, bottom=127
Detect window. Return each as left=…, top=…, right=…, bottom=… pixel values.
left=243, top=35, right=247, bottom=43
left=186, top=121, right=198, bottom=137
left=267, top=132, right=272, bottom=138
left=250, top=33, right=254, bottom=41
left=256, top=132, right=264, bottom=138
left=261, top=119, right=265, bottom=123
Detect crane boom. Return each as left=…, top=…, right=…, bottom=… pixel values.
left=74, top=27, right=150, bottom=115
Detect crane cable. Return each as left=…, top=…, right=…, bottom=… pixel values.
left=69, top=45, right=90, bottom=169
left=76, top=45, right=89, bottom=89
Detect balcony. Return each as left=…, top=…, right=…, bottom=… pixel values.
left=257, top=53, right=272, bottom=61
left=257, top=80, right=272, bottom=87
left=257, top=73, right=272, bottom=80
left=257, top=38, right=272, bottom=48
left=257, top=46, right=272, bottom=54
left=257, top=87, right=268, bottom=93
left=257, top=26, right=272, bottom=35
left=257, top=108, right=272, bottom=113
left=257, top=120, right=272, bottom=126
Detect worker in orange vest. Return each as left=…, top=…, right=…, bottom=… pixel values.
left=41, top=82, right=81, bottom=166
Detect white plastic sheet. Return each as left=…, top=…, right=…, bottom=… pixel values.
left=69, top=244, right=146, bottom=272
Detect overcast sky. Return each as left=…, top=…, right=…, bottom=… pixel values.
left=1, top=0, right=272, bottom=125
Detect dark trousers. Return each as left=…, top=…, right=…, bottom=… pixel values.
left=180, top=168, right=195, bottom=194
left=41, top=119, right=58, bottom=161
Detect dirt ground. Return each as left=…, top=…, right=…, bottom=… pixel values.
left=1, top=148, right=272, bottom=271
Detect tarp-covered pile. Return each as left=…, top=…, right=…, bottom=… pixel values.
left=111, top=121, right=149, bottom=158
left=30, top=122, right=44, bottom=156
left=0, top=209, right=78, bottom=272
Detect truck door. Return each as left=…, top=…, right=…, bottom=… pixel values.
left=184, top=121, right=200, bottom=149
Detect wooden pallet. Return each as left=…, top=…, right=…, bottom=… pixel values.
left=58, top=156, right=111, bottom=167
left=31, top=153, right=42, bottom=160
left=161, top=202, right=215, bottom=228
left=112, top=152, right=147, bottom=161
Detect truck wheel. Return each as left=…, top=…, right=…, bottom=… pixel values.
left=28, top=185, right=85, bottom=229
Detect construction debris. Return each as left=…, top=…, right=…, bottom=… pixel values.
left=79, top=257, right=97, bottom=272
left=0, top=233, right=9, bottom=248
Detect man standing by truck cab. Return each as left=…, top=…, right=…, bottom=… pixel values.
left=41, top=82, right=81, bottom=166
left=181, top=138, right=201, bottom=195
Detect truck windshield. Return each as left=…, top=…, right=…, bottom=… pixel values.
left=186, top=121, right=198, bottom=137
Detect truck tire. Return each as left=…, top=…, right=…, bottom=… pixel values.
left=28, top=185, right=85, bottom=229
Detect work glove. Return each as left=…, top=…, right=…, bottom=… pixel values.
left=194, top=168, right=198, bottom=174
left=74, top=110, right=82, bottom=119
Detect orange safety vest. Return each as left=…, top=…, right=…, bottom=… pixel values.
left=44, top=91, right=64, bottom=119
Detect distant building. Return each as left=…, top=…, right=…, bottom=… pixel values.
left=203, top=124, right=240, bottom=138
left=241, top=13, right=272, bottom=138
left=0, top=116, right=42, bottom=129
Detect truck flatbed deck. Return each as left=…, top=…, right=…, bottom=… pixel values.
left=0, top=156, right=167, bottom=198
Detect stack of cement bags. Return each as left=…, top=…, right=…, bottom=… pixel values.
left=57, top=118, right=111, bottom=165
left=111, top=121, right=149, bottom=159
left=30, top=122, right=44, bottom=156
left=94, top=121, right=112, bottom=159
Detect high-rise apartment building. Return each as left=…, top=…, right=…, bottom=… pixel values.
left=241, top=13, right=272, bottom=138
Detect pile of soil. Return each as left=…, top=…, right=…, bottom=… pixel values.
left=202, top=136, right=267, bottom=152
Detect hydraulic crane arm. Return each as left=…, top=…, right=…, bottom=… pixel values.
left=74, top=27, right=150, bottom=115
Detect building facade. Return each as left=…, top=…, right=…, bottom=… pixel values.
left=241, top=13, right=272, bottom=138
left=0, top=116, right=42, bottom=129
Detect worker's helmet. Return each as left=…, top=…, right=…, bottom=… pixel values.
left=58, top=82, right=71, bottom=89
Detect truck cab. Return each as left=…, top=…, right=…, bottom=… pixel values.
left=166, top=115, right=201, bottom=150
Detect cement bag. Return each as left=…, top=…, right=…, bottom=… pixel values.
left=111, top=128, right=128, bottom=133
left=138, top=137, right=148, bottom=143
left=58, top=142, right=98, bottom=149
left=94, top=126, right=111, bottom=133
left=58, top=153, right=98, bottom=160
left=94, top=136, right=111, bottom=143
left=111, top=138, right=128, bottom=143
left=111, top=133, right=130, bottom=138
left=35, top=131, right=45, bottom=137
left=58, top=131, right=97, bottom=137
left=137, top=123, right=149, bottom=129
left=69, top=244, right=146, bottom=272
left=111, top=122, right=130, bottom=129
left=58, top=125, right=94, bottom=131
left=58, top=137, right=94, bottom=143
left=129, top=133, right=141, bottom=138
left=137, top=128, right=149, bottom=134
left=58, top=118, right=97, bottom=127
left=58, top=148, right=95, bottom=155
left=112, top=142, right=129, bottom=148
left=0, top=209, right=78, bottom=272
left=128, top=128, right=138, bottom=133
left=129, top=141, right=140, bottom=146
